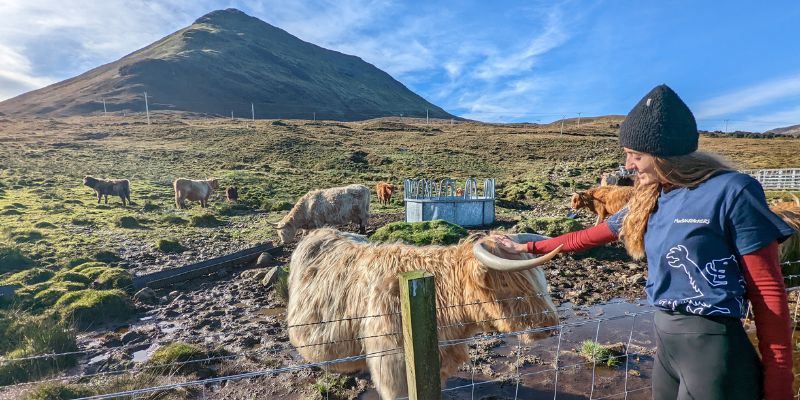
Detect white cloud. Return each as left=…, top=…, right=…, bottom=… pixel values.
left=473, top=8, right=569, bottom=81
left=695, top=73, right=800, bottom=119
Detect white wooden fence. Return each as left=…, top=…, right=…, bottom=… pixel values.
left=741, top=168, right=800, bottom=190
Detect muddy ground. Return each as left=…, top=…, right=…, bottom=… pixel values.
left=4, top=210, right=655, bottom=400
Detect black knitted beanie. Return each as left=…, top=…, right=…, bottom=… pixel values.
left=619, top=84, right=698, bottom=157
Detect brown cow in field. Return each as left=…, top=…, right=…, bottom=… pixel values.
left=274, top=184, right=370, bottom=243
left=571, top=185, right=635, bottom=225
left=173, top=178, right=219, bottom=209
left=83, top=176, right=131, bottom=206
left=225, top=186, right=239, bottom=202
left=287, top=229, right=561, bottom=400
left=375, top=182, right=396, bottom=205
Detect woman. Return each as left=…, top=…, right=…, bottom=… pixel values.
left=496, top=85, right=795, bottom=400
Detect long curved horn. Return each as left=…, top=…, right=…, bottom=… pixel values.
left=472, top=237, right=562, bottom=272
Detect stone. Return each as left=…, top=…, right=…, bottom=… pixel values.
left=133, top=287, right=157, bottom=304
left=241, top=268, right=269, bottom=282
left=261, top=266, right=284, bottom=287
left=255, top=252, right=274, bottom=268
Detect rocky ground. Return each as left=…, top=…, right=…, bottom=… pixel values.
left=45, top=209, right=651, bottom=400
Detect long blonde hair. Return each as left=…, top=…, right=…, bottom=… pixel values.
left=621, top=151, right=736, bottom=259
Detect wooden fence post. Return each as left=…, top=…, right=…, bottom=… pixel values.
left=399, top=271, right=441, bottom=400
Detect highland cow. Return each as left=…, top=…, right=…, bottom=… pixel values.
left=82, top=176, right=131, bottom=206
left=274, top=184, right=370, bottom=243
left=173, top=178, right=219, bottom=209
left=571, top=185, right=635, bottom=225
left=287, top=228, right=561, bottom=400
left=375, top=182, right=396, bottom=205
left=225, top=186, right=239, bottom=202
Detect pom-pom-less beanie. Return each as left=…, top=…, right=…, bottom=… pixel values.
left=619, top=84, right=698, bottom=157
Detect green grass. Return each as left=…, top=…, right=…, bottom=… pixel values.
left=0, top=310, right=78, bottom=385
left=189, top=213, right=222, bottom=227
left=116, top=216, right=143, bottom=229
left=156, top=238, right=186, bottom=253
left=55, top=289, right=134, bottom=329
left=578, top=340, right=625, bottom=367
left=147, top=342, right=224, bottom=375
left=370, top=220, right=468, bottom=245
left=311, top=373, right=357, bottom=399
left=21, top=383, right=95, bottom=400
left=512, top=217, right=585, bottom=237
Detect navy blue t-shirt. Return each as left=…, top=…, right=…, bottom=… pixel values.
left=606, top=171, right=795, bottom=317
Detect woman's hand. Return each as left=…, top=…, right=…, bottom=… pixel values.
left=492, top=235, right=528, bottom=254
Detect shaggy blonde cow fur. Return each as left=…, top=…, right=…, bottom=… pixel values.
left=571, top=185, right=635, bottom=226
left=275, top=184, right=370, bottom=243
left=770, top=199, right=800, bottom=264
left=287, top=228, right=559, bottom=399
left=83, top=176, right=131, bottom=206
left=173, top=178, right=219, bottom=209
left=375, top=182, right=396, bottom=205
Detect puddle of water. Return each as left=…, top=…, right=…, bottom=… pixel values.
left=132, top=343, right=160, bottom=363
left=258, top=307, right=286, bottom=317
left=88, top=353, right=108, bottom=364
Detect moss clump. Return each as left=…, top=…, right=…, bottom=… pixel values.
left=0, top=245, right=34, bottom=273
left=0, top=311, right=78, bottom=385
left=148, top=342, right=217, bottom=374
left=156, top=239, right=186, bottom=253
left=0, top=209, right=22, bottom=215
left=93, top=250, right=121, bottom=263
left=22, top=383, right=95, bottom=400
left=8, top=229, right=43, bottom=243
left=189, top=213, right=221, bottom=227
left=497, top=180, right=562, bottom=208
left=117, top=216, right=142, bottom=229
left=1, top=268, right=54, bottom=286
left=578, top=340, right=625, bottom=367
left=51, top=271, right=92, bottom=285
left=32, top=282, right=88, bottom=309
left=33, top=221, right=56, bottom=229
left=93, top=268, right=133, bottom=292
left=161, top=215, right=188, bottom=225
left=370, top=220, right=468, bottom=245
left=512, top=217, right=584, bottom=237
left=55, top=289, right=134, bottom=329
left=70, top=218, right=93, bottom=226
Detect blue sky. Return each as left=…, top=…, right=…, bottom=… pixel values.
left=1, top=1, right=799, bottom=132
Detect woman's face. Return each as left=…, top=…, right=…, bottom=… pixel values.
left=623, top=148, right=658, bottom=185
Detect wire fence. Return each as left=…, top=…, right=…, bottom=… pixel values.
left=3, top=265, right=800, bottom=400
left=741, top=168, right=800, bottom=190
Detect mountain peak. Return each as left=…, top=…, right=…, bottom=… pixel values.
left=0, top=9, right=453, bottom=121
left=193, top=8, right=253, bottom=26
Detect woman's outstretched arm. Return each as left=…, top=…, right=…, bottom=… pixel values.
left=495, top=221, right=618, bottom=254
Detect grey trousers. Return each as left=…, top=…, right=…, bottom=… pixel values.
left=652, top=311, right=762, bottom=400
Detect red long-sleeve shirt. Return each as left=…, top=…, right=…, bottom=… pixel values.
left=527, top=223, right=792, bottom=399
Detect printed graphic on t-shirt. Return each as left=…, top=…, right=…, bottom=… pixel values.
left=660, top=245, right=735, bottom=315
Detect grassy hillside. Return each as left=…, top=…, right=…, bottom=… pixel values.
left=0, top=113, right=797, bottom=276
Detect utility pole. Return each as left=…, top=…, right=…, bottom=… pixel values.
left=724, top=119, right=729, bottom=133
left=231, top=111, right=234, bottom=120
left=251, top=103, right=255, bottom=122
left=102, top=98, right=107, bottom=116
left=144, top=92, right=150, bottom=125
left=577, top=112, right=582, bottom=127
left=426, top=109, right=429, bottom=124
left=313, top=112, right=316, bottom=122
left=560, top=115, right=566, bottom=135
